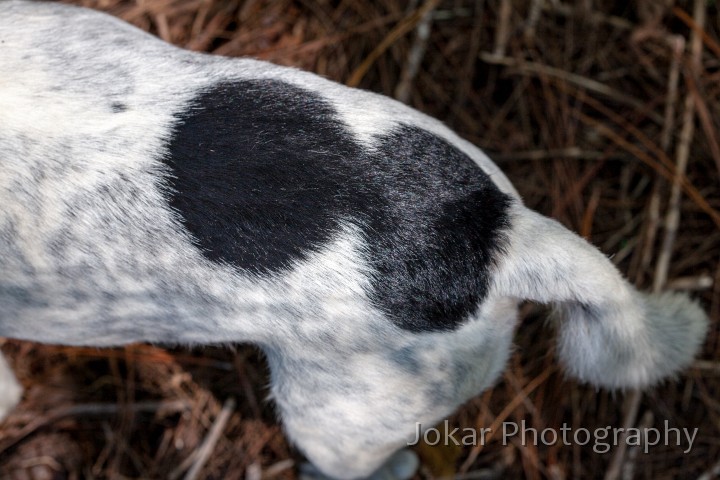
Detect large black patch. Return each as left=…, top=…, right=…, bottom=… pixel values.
left=164, top=80, right=511, bottom=331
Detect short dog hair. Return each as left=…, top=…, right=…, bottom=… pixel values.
left=0, top=2, right=708, bottom=478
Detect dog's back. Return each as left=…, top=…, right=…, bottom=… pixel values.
left=0, top=2, right=709, bottom=479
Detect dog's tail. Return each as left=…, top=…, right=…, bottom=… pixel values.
left=492, top=205, right=708, bottom=389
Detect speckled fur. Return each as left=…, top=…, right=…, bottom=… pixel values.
left=0, top=2, right=709, bottom=479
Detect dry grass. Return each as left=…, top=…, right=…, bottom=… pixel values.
left=1, top=0, right=719, bottom=478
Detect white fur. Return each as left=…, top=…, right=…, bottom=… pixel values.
left=0, top=2, right=709, bottom=479
left=491, top=207, right=709, bottom=389
left=0, top=353, right=23, bottom=421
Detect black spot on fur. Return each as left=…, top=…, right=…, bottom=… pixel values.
left=164, top=81, right=362, bottom=272
left=390, top=347, right=422, bottom=375
left=110, top=102, right=127, bottom=113
left=164, top=80, right=511, bottom=331
left=366, top=129, right=511, bottom=330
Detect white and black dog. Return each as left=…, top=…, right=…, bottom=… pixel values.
left=0, top=1, right=710, bottom=478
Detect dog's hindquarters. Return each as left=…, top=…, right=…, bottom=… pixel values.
left=493, top=204, right=708, bottom=389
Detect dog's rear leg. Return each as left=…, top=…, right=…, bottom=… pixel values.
left=299, top=450, right=419, bottom=480
left=264, top=342, right=440, bottom=480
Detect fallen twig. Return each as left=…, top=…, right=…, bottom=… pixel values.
left=181, top=397, right=236, bottom=480
left=479, top=52, right=664, bottom=124
left=394, top=0, right=436, bottom=103
left=346, top=0, right=441, bottom=87
left=653, top=0, right=705, bottom=293
left=0, top=400, right=190, bottom=454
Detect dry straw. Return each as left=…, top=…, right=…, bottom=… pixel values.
left=1, top=0, right=719, bottom=478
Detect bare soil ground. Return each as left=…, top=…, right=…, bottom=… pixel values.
left=1, top=1, right=719, bottom=478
